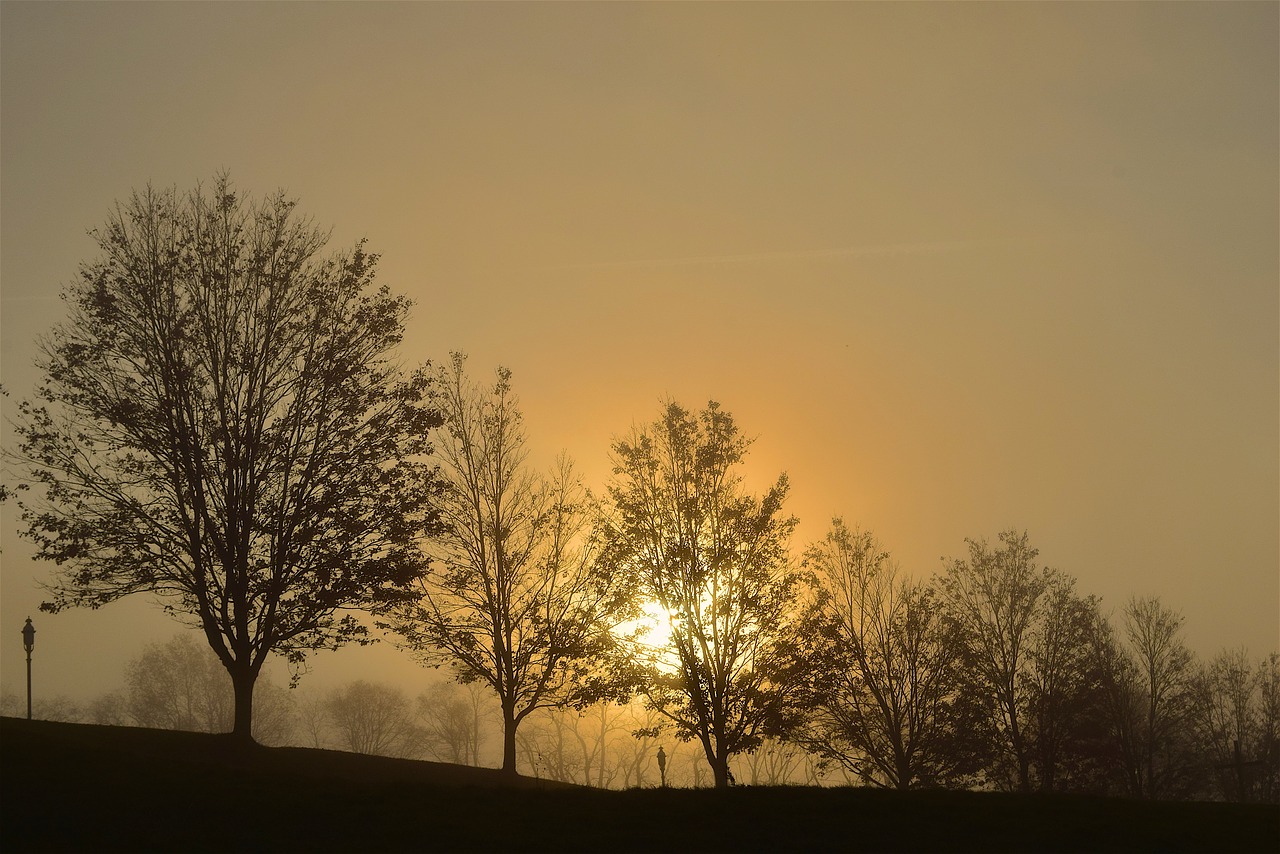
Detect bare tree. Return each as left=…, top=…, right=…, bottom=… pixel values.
left=733, top=738, right=812, bottom=786
left=1258, top=653, right=1280, bottom=803
left=123, top=633, right=296, bottom=744
left=325, top=680, right=416, bottom=757
left=1022, top=574, right=1108, bottom=791
left=383, top=355, right=633, bottom=777
left=599, top=401, right=812, bottom=788
left=414, top=679, right=496, bottom=766
left=802, top=520, right=971, bottom=789
left=11, top=177, right=440, bottom=742
left=1098, top=596, right=1196, bottom=798
left=1190, top=648, right=1278, bottom=802
left=940, top=530, right=1053, bottom=791
left=125, top=633, right=231, bottom=733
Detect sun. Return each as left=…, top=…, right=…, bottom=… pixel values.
left=636, top=598, right=676, bottom=649
left=615, top=598, right=681, bottom=670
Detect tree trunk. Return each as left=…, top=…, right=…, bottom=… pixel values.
left=501, top=704, right=519, bottom=777
left=710, top=751, right=731, bottom=789
left=229, top=666, right=256, bottom=745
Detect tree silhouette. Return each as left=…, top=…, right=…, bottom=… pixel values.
left=381, top=355, right=633, bottom=776
left=11, top=177, right=440, bottom=742
left=599, top=401, right=812, bottom=788
left=1098, top=596, right=1196, bottom=798
left=802, top=521, right=973, bottom=789
left=123, top=633, right=296, bottom=744
left=940, top=530, right=1053, bottom=791
left=325, top=680, right=416, bottom=757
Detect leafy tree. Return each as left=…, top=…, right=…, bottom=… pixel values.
left=598, top=401, right=812, bottom=788
left=382, top=355, right=633, bottom=776
left=802, top=520, right=974, bottom=789
left=10, top=177, right=440, bottom=743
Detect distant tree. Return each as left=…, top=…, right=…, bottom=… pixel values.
left=87, top=692, right=130, bottom=726
left=324, top=680, right=416, bottom=757
left=802, top=521, right=974, bottom=789
left=1097, top=596, right=1196, bottom=798
left=733, top=738, right=813, bottom=786
left=0, top=686, right=84, bottom=722
left=123, top=633, right=297, bottom=745
left=940, top=530, right=1054, bottom=792
left=125, top=633, right=231, bottom=732
left=10, top=176, right=441, bottom=743
left=1258, top=653, right=1280, bottom=803
left=1189, top=648, right=1279, bottom=802
left=598, top=401, right=812, bottom=788
left=612, top=702, right=667, bottom=788
left=382, top=355, right=634, bottom=777
left=413, top=680, right=496, bottom=766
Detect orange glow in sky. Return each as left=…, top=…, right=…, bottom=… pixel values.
left=1, top=2, right=1275, bottom=702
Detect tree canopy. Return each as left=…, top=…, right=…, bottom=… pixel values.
left=381, top=354, right=633, bottom=775
left=598, top=401, right=812, bottom=788
left=12, top=176, right=441, bottom=740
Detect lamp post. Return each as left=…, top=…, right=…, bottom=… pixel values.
left=21, top=617, right=35, bottom=720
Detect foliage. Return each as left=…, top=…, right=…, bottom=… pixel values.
left=598, top=401, right=813, bottom=788
left=381, top=354, right=634, bottom=774
left=10, top=176, right=440, bottom=740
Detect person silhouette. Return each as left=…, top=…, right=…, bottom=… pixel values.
left=656, top=745, right=667, bottom=787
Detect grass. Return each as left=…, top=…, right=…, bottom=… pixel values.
left=3, top=716, right=1277, bottom=853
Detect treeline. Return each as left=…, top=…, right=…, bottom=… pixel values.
left=7, top=177, right=1275, bottom=804
left=5, top=595, right=1277, bottom=802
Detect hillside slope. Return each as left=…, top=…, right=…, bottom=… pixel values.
left=3, top=717, right=1276, bottom=853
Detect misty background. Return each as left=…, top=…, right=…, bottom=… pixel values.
left=2, top=3, right=1276, bottom=709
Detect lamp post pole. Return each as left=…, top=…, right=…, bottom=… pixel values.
left=22, top=617, right=35, bottom=720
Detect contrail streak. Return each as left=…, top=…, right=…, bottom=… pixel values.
left=541, top=238, right=990, bottom=271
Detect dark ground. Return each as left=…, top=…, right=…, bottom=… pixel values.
left=3, top=717, right=1276, bottom=853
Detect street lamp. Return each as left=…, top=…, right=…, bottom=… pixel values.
left=21, top=617, right=35, bottom=720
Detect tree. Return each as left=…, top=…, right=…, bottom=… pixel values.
left=10, top=177, right=440, bottom=743
left=1189, top=648, right=1279, bottom=802
left=414, top=679, right=496, bottom=766
left=382, top=355, right=632, bottom=776
left=125, top=633, right=232, bottom=733
left=939, top=530, right=1052, bottom=791
left=1021, top=574, right=1109, bottom=792
left=1097, top=596, right=1196, bottom=798
left=802, top=520, right=973, bottom=789
left=598, top=401, right=811, bottom=788
left=122, top=633, right=297, bottom=745
left=325, top=680, right=416, bottom=757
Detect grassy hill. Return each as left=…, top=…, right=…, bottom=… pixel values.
left=3, top=716, right=1276, bottom=853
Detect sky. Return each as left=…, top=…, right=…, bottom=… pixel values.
left=1, top=2, right=1276, bottom=704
